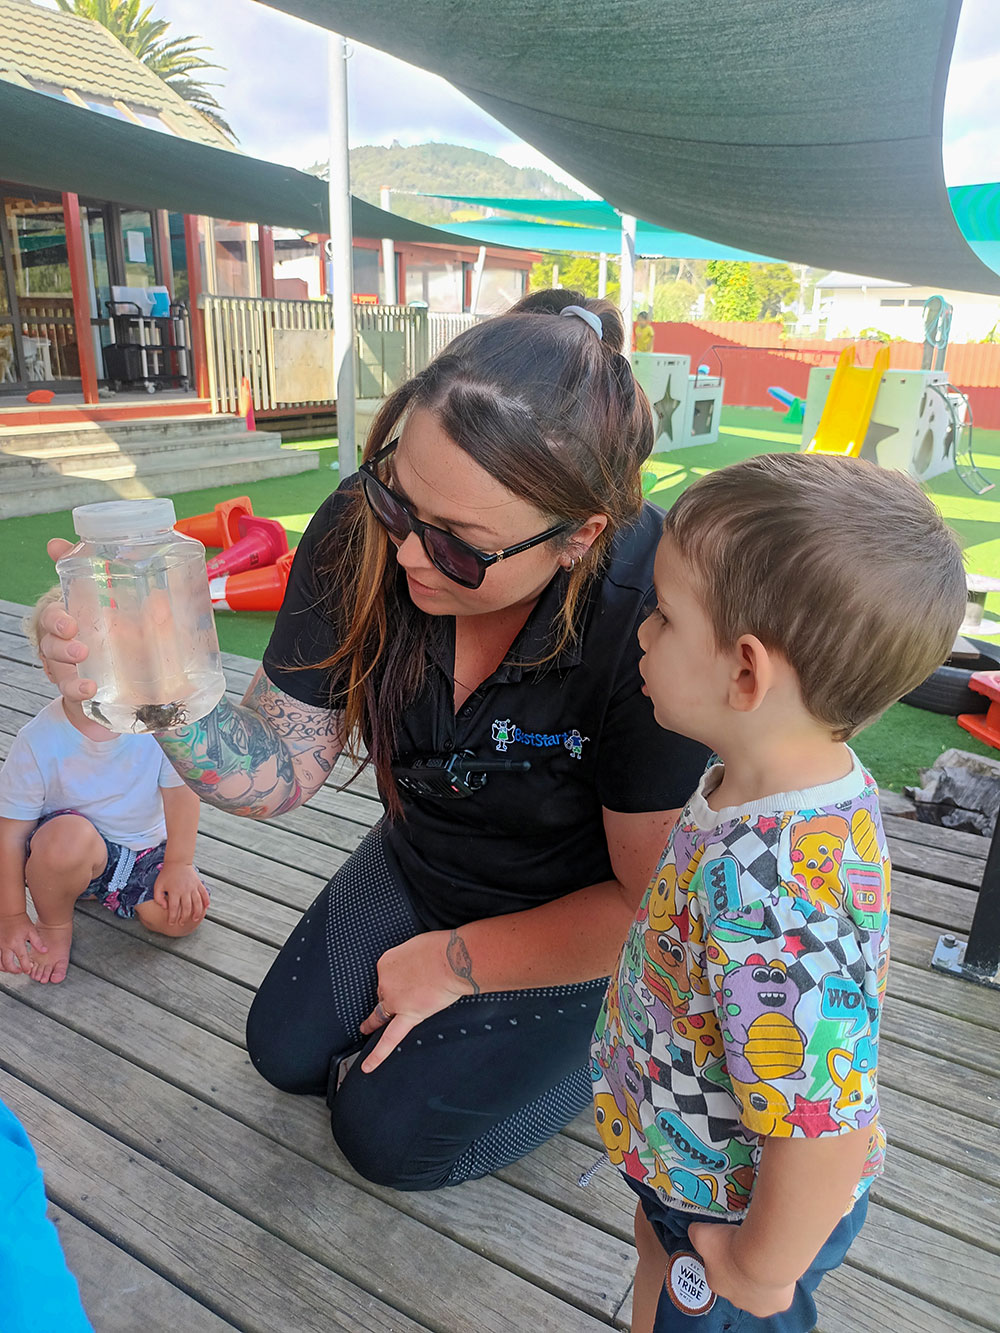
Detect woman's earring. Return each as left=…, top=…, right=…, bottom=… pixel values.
left=566, top=555, right=580, bottom=570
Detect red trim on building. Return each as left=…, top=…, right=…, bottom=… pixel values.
left=258, top=224, right=276, bottom=299
left=61, top=192, right=100, bottom=405
left=183, top=214, right=210, bottom=401
left=0, top=399, right=214, bottom=429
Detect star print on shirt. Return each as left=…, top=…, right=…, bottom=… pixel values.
left=782, top=1095, right=841, bottom=1137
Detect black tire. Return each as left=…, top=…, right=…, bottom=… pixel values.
left=901, top=636, right=1000, bottom=715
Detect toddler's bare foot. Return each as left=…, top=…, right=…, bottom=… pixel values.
left=30, top=920, right=74, bottom=983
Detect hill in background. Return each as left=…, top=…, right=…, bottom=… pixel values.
left=346, top=142, right=581, bottom=224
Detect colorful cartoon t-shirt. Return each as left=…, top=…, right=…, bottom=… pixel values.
left=591, top=750, right=889, bottom=1218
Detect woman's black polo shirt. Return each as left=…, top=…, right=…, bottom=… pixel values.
left=262, top=485, right=709, bottom=930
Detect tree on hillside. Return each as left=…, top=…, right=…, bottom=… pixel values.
left=55, top=0, right=234, bottom=139
left=705, top=260, right=760, bottom=322
left=342, top=143, right=581, bottom=224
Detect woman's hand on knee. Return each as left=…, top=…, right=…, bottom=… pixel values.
left=359, top=931, right=471, bottom=1073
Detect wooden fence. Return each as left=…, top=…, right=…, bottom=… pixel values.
left=200, top=298, right=483, bottom=414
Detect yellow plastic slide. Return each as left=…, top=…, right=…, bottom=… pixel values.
left=806, top=344, right=890, bottom=457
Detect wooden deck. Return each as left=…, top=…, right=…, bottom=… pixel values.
left=0, top=595, right=998, bottom=1333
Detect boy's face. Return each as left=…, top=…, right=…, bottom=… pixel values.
left=637, top=537, right=731, bottom=744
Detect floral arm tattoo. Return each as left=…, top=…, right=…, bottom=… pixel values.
left=446, top=929, right=481, bottom=996
left=157, top=668, right=343, bottom=818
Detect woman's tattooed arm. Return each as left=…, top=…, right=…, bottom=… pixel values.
left=157, top=668, right=343, bottom=818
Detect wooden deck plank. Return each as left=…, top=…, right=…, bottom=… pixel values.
left=882, top=812, right=990, bottom=859
left=0, top=994, right=623, bottom=1331
left=814, top=1261, right=994, bottom=1333
left=2, top=604, right=999, bottom=1333
left=0, top=976, right=634, bottom=1324
left=50, top=1207, right=239, bottom=1333
left=0, top=1071, right=437, bottom=1333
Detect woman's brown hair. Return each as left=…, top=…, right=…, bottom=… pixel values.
left=318, top=289, right=654, bottom=811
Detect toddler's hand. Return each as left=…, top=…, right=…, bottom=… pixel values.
left=0, top=911, right=47, bottom=975
left=688, top=1221, right=796, bottom=1320
left=153, top=863, right=210, bottom=926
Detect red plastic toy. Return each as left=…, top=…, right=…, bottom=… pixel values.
left=205, top=516, right=288, bottom=579
left=958, top=670, right=1000, bottom=751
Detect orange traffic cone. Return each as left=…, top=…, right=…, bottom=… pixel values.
left=209, top=550, right=294, bottom=612
left=238, top=376, right=256, bottom=431
left=205, top=516, right=288, bottom=579
left=176, top=496, right=253, bottom=549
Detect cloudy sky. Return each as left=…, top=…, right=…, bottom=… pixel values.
left=71, top=0, right=1000, bottom=192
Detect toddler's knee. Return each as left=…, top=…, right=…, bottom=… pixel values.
left=26, top=816, right=104, bottom=879
left=134, top=901, right=201, bottom=938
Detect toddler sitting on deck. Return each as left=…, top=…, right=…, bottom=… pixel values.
left=0, top=588, right=209, bottom=985
left=591, top=453, right=966, bottom=1331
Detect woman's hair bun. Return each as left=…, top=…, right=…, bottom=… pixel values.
left=510, top=288, right=625, bottom=354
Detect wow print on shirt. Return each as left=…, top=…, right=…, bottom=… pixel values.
left=591, top=753, right=889, bottom=1218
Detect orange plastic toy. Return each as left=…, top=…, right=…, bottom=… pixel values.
left=205, top=516, right=288, bottom=579
left=958, top=670, right=1000, bottom=750
left=209, top=550, right=294, bottom=612
left=175, top=496, right=253, bottom=549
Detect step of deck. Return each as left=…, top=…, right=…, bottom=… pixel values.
left=0, top=443, right=320, bottom=519
left=0, top=412, right=321, bottom=518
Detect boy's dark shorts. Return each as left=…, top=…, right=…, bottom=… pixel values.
left=27, top=810, right=205, bottom=920
left=625, top=1174, right=869, bottom=1332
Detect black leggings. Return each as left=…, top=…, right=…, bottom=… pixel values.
left=245, top=829, right=606, bottom=1191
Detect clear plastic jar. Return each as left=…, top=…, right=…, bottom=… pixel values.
left=56, top=498, right=226, bottom=733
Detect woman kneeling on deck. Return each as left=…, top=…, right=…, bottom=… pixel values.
left=41, top=290, right=707, bottom=1190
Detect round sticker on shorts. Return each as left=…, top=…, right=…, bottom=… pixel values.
left=666, top=1249, right=717, bottom=1315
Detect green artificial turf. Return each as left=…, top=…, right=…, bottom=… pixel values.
left=3, top=411, right=998, bottom=790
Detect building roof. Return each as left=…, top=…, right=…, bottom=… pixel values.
left=0, top=0, right=231, bottom=148
left=814, top=272, right=906, bottom=290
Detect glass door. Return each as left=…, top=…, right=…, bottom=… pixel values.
left=0, top=195, right=80, bottom=391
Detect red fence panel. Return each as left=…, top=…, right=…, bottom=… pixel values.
left=649, top=323, right=1000, bottom=428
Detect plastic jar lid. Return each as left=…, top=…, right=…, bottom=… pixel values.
left=72, top=498, right=177, bottom=542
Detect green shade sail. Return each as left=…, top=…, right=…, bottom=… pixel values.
left=262, top=0, right=1000, bottom=293
left=0, top=78, right=484, bottom=246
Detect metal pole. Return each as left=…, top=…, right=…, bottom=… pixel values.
left=379, top=186, right=397, bottom=306
left=619, top=213, right=636, bottom=346
left=470, top=245, right=487, bottom=314
left=328, top=33, right=357, bottom=476
left=932, top=812, right=1000, bottom=989
left=598, top=252, right=608, bottom=298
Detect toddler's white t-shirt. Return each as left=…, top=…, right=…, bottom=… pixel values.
left=0, top=698, right=183, bottom=850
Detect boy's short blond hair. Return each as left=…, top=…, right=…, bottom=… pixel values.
left=662, top=453, right=966, bottom=739
left=23, top=587, right=65, bottom=658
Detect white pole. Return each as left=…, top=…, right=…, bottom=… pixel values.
left=470, top=245, right=487, bottom=314
left=552, top=262, right=560, bottom=290
left=619, top=213, right=636, bottom=345
left=328, top=33, right=357, bottom=476
left=646, top=259, right=656, bottom=313
left=598, top=252, right=608, bottom=298
left=379, top=186, right=397, bottom=306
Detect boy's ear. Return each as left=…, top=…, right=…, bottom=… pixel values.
left=728, top=634, right=773, bottom=713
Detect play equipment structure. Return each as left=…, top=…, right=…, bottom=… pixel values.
left=176, top=497, right=294, bottom=612
left=798, top=298, right=992, bottom=494
left=804, top=345, right=890, bottom=456
left=766, top=385, right=804, bottom=423
left=630, top=353, right=725, bottom=449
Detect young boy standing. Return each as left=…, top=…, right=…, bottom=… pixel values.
left=591, top=453, right=966, bottom=1331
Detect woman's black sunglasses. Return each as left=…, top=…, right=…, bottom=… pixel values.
left=359, top=439, right=571, bottom=590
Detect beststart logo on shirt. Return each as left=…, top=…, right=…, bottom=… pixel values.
left=491, top=718, right=589, bottom=760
